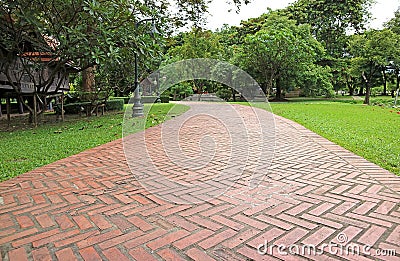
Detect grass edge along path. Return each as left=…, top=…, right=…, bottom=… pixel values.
left=0, top=103, right=189, bottom=182
left=243, top=101, right=400, bottom=177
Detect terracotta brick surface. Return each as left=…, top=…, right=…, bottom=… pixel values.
left=79, top=246, right=102, bottom=261
left=157, top=248, right=186, bottom=261
left=187, top=248, right=216, bottom=261
left=55, top=248, right=77, bottom=261
left=129, top=247, right=158, bottom=261
left=8, top=247, right=28, bottom=261
left=0, top=103, right=399, bottom=260
left=15, top=215, right=34, bottom=228
left=32, top=247, right=52, bottom=261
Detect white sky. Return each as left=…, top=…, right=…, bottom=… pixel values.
left=205, top=0, right=400, bottom=30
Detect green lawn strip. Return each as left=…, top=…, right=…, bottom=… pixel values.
left=242, top=102, right=400, bottom=176
left=284, top=96, right=396, bottom=105
left=0, top=103, right=189, bottom=181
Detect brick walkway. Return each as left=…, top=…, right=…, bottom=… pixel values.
left=0, top=103, right=399, bottom=261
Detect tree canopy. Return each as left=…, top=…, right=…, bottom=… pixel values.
left=233, top=13, right=332, bottom=99
left=348, top=29, right=398, bottom=104
left=282, top=0, right=373, bottom=57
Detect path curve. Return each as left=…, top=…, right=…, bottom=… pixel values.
left=0, top=103, right=399, bottom=261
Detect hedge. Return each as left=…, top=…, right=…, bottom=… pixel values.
left=141, top=96, right=158, bottom=103
left=105, top=99, right=124, bottom=111
left=116, top=96, right=170, bottom=104
left=110, top=97, right=130, bottom=104
left=160, top=96, right=170, bottom=103
left=57, top=99, right=124, bottom=114
left=55, top=102, right=87, bottom=114
left=110, top=96, right=171, bottom=104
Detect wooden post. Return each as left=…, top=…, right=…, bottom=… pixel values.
left=18, top=96, right=24, bottom=114
left=61, top=93, right=64, bottom=122
left=0, top=98, right=2, bottom=117
left=43, top=96, right=47, bottom=112
left=6, top=95, right=11, bottom=127
left=39, top=95, right=45, bottom=121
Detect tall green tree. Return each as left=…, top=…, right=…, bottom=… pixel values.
left=168, top=29, right=223, bottom=60
left=173, top=0, right=251, bottom=28
left=385, top=7, right=400, bottom=34
left=348, top=29, right=396, bottom=104
left=165, top=28, right=224, bottom=97
left=234, top=13, right=332, bottom=99
left=283, top=0, right=373, bottom=57
left=385, top=8, right=400, bottom=96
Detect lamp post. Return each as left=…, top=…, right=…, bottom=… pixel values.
left=132, top=18, right=157, bottom=117
left=155, top=71, right=161, bottom=103
left=132, top=50, right=143, bottom=117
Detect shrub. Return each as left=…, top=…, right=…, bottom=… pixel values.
left=371, top=98, right=394, bottom=107
left=141, top=96, right=158, bottom=104
left=56, top=99, right=124, bottom=115
left=160, top=96, right=170, bottom=103
left=216, top=88, right=232, bottom=101
left=106, top=99, right=124, bottom=111
left=333, top=99, right=360, bottom=104
left=110, top=97, right=130, bottom=104
left=55, top=102, right=88, bottom=114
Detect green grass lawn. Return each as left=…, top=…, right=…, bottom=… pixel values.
left=248, top=101, right=400, bottom=176
left=0, top=103, right=189, bottom=181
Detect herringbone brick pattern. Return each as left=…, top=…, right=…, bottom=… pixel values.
left=0, top=103, right=399, bottom=260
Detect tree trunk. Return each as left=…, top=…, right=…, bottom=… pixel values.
left=61, top=93, right=65, bottom=122
left=276, top=77, right=282, bottom=100
left=43, top=96, right=47, bottom=112
left=27, top=94, right=38, bottom=126
left=395, top=70, right=400, bottom=105
left=348, top=86, right=355, bottom=96
left=359, top=84, right=364, bottom=96
left=82, top=67, right=95, bottom=92
left=260, top=82, right=267, bottom=94
left=195, top=80, right=203, bottom=101
left=382, top=67, right=387, bottom=95
left=33, top=93, right=38, bottom=127
left=6, top=96, right=11, bottom=127
left=231, top=88, right=236, bottom=102
left=17, top=96, right=24, bottom=114
left=346, top=75, right=354, bottom=96
left=364, top=82, right=371, bottom=105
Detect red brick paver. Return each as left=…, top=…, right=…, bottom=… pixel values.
left=0, top=103, right=399, bottom=260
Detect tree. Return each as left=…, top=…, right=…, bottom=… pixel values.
left=167, top=82, right=194, bottom=100
left=2, top=0, right=253, bottom=124
left=168, top=29, right=224, bottom=60
left=385, top=8, right=400, bottom=97
left=234, top=13, right=331, bottom=99
left=348, top=29, right=396, bottom=104
left=165, top=28, right=224, bottom=98
left=282, top=0, right=373, bottom=57
left=299, top=65, right=334, bottom=97
left=385, top=7, right=400, bottom=34
left=211, top=60, right=238, bottom=101
left=0, top=0, right=168, bottom=123
left=172, top=0, right=251, bottom=28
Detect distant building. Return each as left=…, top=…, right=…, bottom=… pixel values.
left=0, top=51, right=71, bottom=95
